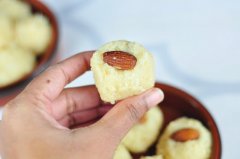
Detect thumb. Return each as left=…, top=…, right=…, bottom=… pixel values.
left=96, top=88, right=164, bottom=144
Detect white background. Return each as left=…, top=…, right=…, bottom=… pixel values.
left=1, top=0, right=240, bottom=158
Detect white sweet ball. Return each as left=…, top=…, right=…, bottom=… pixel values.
left=122, top=107, right=164, bottom=153
left=16, top=14, right=52, bottom=54
left=0, top=44, right=36, bottom=87
left=91, top=40, right=155, bottom=104
left=0, top=0, right=31, bottom=20
left=157, top=117, right=212, bottom=159
left=0, top=15, right=14, bottom=48
left=113, top=145, right=132, bottom=159
left=140, top=155, right=163, bottom=159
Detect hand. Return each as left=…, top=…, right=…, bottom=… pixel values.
left=0, top=51, right=164, bottom=159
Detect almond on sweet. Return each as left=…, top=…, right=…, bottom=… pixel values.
left=171, top=128, right=200, bottom=142
left=156, top=117, right=212, bottom=159
left=103, top=51, right=137, bottom=70
left=91, top=40, right=155, bottom=104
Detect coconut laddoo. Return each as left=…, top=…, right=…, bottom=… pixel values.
left=122, top=106, right=163, bottom=153
left=91, top=40, right=155, bottom=104
left=0, top=0, right=31, bottom=21
left=0, top=0, right=52, bottom=88
left=113, top=144, right=132, bottom=159
left=0, top=45, right=36, bottom=87
left=16, top=14, right=52, bottom=54
left=0, top=15, right=14, bottom=48
left=157, top=117, right=212, bottom=159
left=140, top=155, right=163, bottom=159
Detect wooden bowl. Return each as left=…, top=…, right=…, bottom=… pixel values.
left=71, top=82, right=222, bottom=158
left=0, top=0, right=59, bottom=104
left=132, top=82, right=221, bottom=159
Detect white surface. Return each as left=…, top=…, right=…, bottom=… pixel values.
left=1, top=0, right=240, bottom=158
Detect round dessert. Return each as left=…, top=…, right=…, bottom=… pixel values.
left=16, top=14, right=52, bottom=54
left=91, top=40, right=155, bottom=104
left=113, top=144, right=132, bottom=159
left=157, top=117, right=212, bottom=159
left=0, top=0, right=31, bottom=21
left=140, top=155, right=163, bottom=159
left=0, top=0, right=53, bottom=88
left=0, top=15, right=13, bottom=48
left=122, top=106, right=163, bottom=153
left=0, top=45, right=36, bottom=87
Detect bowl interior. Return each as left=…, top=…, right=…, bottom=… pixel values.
left=70, top=83, right=222, bottom=159
left=0, top=0, right=58, bottom=97
left=131, top=83, right=221, bottom=159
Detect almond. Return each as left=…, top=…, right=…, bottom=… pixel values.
left=171, top=128, right=200, bottom=142
left=103, top=51, right=137, bottom=70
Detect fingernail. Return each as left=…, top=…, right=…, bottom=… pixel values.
left=145, top=88, right=164, bottom=108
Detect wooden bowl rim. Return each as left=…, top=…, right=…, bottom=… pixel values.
left=155, top=82, right=222, bottom=159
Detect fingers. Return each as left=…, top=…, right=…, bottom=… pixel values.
left=95, top=88, right=164, bottom=144
left=58, top=105, right=112, bottom=127
left=51, top=85, right=102, bottom=120
left=24, top=51, right=94, bottom=102
left=0, top=120, right=2, bottom=152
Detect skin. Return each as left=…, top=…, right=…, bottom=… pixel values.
left=0, top=51, right=164, bottom=159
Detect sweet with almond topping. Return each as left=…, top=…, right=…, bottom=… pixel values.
left=103, top=51, right=137, bottom=70
left=171, top=128, right=200, bottom=142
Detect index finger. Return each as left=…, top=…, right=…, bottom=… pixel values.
left=24, top=51, right=94, bottom=102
